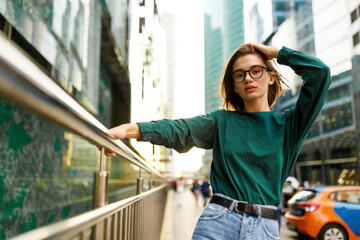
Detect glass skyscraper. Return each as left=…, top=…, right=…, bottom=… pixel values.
left=204, top=0, right=244, bottom=113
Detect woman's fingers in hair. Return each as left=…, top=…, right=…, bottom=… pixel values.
left=251, top=43, right=279, bottom=60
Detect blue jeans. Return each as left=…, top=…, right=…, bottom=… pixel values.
left=192, top=193, right=280, bottom=240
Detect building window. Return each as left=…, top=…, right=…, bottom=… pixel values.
left=274, top=2, right=291, bottom=12
left=353, top=32, right=360, bottom=46
left=139, top=0, right=145, bottom=6
left=321, top=103, right=353, bottom=134
left=326, top=84, right=351, bottom=102
left=0, top=13, right=6, bottom=31
left=351, top=9, right=358, bottom=23
left=154, top=0, right=158, bottom=15
left=139, top=17, right=145, bottom=33
left=295, top=2, right=306, bottom=11
left=308, top=117, right=320, bottom=138
left=303, top=41, right=315, bottom=54
left=275, top=16, right=288, bottom=26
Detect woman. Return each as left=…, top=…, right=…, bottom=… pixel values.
left=105, top=43, right=331, bottom=239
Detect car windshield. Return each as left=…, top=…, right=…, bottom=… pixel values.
left=288, top=190, right=317, bottom=206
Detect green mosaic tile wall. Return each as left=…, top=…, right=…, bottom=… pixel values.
left=0, top=100, right=96, bottom=239
left=0, top=100, right=142, bottom=239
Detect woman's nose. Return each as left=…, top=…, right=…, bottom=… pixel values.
left=244, top=72, right=253, bottom=82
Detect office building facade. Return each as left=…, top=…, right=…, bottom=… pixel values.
left=274, top=0, right=360, bottom=185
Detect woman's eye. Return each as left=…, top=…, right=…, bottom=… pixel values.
left=235, top=73, right=244, bottom=78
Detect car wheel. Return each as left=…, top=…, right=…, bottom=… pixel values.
left=318, top=224, right=348, bottom=240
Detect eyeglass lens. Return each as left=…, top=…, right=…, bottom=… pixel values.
left=233, top=66, right=264, bottom=82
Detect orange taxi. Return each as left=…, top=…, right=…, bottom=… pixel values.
left=285, top=185, right=360, bottom=240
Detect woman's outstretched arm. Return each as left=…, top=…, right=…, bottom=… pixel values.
left=103, top=113, right=216, bottom=156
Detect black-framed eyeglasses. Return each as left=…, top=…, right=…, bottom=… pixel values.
left=232, top=65, right=271, bottom=83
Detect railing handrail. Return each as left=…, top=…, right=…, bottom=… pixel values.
left=9, top=183, right=168, bottom=240
left=0, top=33, right=163, bottom=178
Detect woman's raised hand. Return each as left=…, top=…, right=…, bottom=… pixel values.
left=251, top=43, right=280, bottom=60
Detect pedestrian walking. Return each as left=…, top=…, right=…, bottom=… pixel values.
left=104, top=43, right=331, bottom=239
left=175, top=177, right=185, bottom=206
left=192, top=179, right=202, bottom=206
left=201, top=177, right=211, bottom=207
left=171, top=179, right=177, bottom=191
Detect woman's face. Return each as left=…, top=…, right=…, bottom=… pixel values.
left=232, top=54, right=274, bottom=106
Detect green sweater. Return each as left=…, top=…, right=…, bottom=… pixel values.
left=137, top=47, right=331, bottom=206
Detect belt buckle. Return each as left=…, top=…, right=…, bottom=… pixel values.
left=234, top=200, right=247, bottom=213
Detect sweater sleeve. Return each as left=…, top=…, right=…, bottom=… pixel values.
left=277, top=47, right=331, bottom=176
left=136, top=112, right=217, bottom=153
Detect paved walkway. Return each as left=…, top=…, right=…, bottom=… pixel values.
left=160, top=188, right=204, bottom=240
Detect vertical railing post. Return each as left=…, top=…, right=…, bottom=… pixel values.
left=137, top=169, right=143, bottom=194
left=95, top=147, right=109, bottom=207
left=149, top=174, right=153, bottom=190
left=94, top=147, right=109, bottom=239
left=136, top=169, right=143, bottom=239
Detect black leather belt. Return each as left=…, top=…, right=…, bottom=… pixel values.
left=209, top=195, right=278, bottom=220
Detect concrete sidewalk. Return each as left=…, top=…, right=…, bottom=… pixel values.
left=160, top=189, right=204, bottom=240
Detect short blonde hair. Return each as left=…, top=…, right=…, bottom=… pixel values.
left=221, top=43, right=287, bottom=111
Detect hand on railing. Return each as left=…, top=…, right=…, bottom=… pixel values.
left=103, top=123, right=141, bottom=156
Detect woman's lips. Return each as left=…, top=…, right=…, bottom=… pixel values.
left=245, top=86, right=256, bottom=92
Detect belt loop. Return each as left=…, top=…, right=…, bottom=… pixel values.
left=228, top=200, right=236, bottom=211
left=256, top=205, right=261, bottom=219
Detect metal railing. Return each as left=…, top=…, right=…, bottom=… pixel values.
left=0, top=29, right=168, bottom=239
left=10, top=184, right=168, bottom=240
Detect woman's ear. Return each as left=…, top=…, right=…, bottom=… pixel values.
left=268, top=74, right=275, bottom=85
